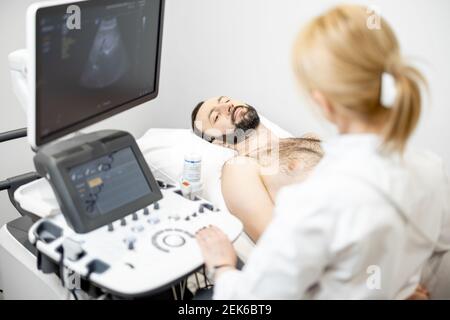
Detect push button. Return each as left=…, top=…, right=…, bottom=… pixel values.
left=123, top=236, right=137, bottom=250
left=131, top=225, right=145, bottom=233
left=202, top=203, right=214, bottom=211
left=148, top=217, right=160, bottom=225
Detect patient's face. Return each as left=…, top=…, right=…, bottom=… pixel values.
left=193, top=96, right=260, bottom=140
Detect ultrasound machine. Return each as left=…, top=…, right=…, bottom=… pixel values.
left=0, top=0, right=242, bottom=299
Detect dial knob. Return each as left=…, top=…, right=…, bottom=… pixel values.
left=163, top=234, right=185, bottom=247
left=148, top=217, right=160, bottom=225
left=123, top=236, right=136, bottom=250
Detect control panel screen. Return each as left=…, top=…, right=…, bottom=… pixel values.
left=68, top=147, right=151, bottom=217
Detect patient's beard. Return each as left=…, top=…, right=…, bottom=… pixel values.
left=233, top=105, right=260, bottom=132
left=211, top=105, right=260, bottom=146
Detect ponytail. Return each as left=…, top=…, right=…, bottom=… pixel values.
left=292, top=4, right=427, bottom=154
left=381, top=64, right=426, bottom=152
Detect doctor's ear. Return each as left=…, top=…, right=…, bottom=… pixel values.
left=311, top=90, right=335, bottom=122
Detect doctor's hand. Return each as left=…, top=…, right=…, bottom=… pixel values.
left=407, top=284, right=430, bottom=300
left=196, top=226, right=237, bottom=278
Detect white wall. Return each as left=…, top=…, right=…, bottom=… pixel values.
left=1, top=0, right=449, bottom=227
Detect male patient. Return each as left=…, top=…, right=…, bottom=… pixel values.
left=191, top=96, right=323, bottom=242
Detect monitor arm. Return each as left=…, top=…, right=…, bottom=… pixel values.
left=8, top=49, right=29, bottom=113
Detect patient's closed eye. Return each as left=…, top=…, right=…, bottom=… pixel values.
left=218, top=96, right=229, bottom=103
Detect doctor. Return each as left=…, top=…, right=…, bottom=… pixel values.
left=195, top=5, right=450, bottom=299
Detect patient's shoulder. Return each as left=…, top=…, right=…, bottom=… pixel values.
left=301, top=132, right=321, bottom=140
left=222, top=156, right=260, bottom=175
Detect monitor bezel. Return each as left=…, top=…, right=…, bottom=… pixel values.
left=27, top=0, right=165, bottom=149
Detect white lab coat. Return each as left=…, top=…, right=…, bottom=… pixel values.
left=213, top=134, right=450, bottom=299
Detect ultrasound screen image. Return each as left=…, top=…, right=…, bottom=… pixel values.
left=36, top=0, right=162, bottom=144
left=68, top=147, right=151, bottom=217
left=80, top=16, right=130, bottom=89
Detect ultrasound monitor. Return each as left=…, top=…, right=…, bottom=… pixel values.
left=26, top=0, right=164, bottom=148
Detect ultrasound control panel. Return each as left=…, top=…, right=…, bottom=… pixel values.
left=29, top=130, right=242, bottom=296
left=28, top=179, right=243, bottom=297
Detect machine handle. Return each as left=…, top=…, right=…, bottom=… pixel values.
left=0, top=172, right=41, bottom=217
left=0, top=128, right=27, bottom=143
left=0, top=171, right=40, bottom=191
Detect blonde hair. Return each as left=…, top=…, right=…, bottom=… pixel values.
left=293, top=5, right=426, bottom=152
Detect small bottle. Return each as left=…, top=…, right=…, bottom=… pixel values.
left=183, top=153, right=201, bottom=183
left=181, top=153, right=202, bottom=200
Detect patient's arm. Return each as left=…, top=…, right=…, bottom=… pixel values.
left=301, top=132, right=321, bottom=140
left=221, top=156, right=274, bottom=242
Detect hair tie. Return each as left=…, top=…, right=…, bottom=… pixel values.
left=380, top=72, right=397, bottom=108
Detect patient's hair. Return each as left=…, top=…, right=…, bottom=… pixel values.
left=191, top=101, right=204, bottom=130
left=279, top=137, right=323, bottom=174
left=292, top=5, right=426, bottom=152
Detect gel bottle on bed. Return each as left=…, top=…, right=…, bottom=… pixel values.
left=180, top=153, right=202, bottom=200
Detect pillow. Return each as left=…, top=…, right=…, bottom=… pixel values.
left=260, top=116, right=293, bottom=139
